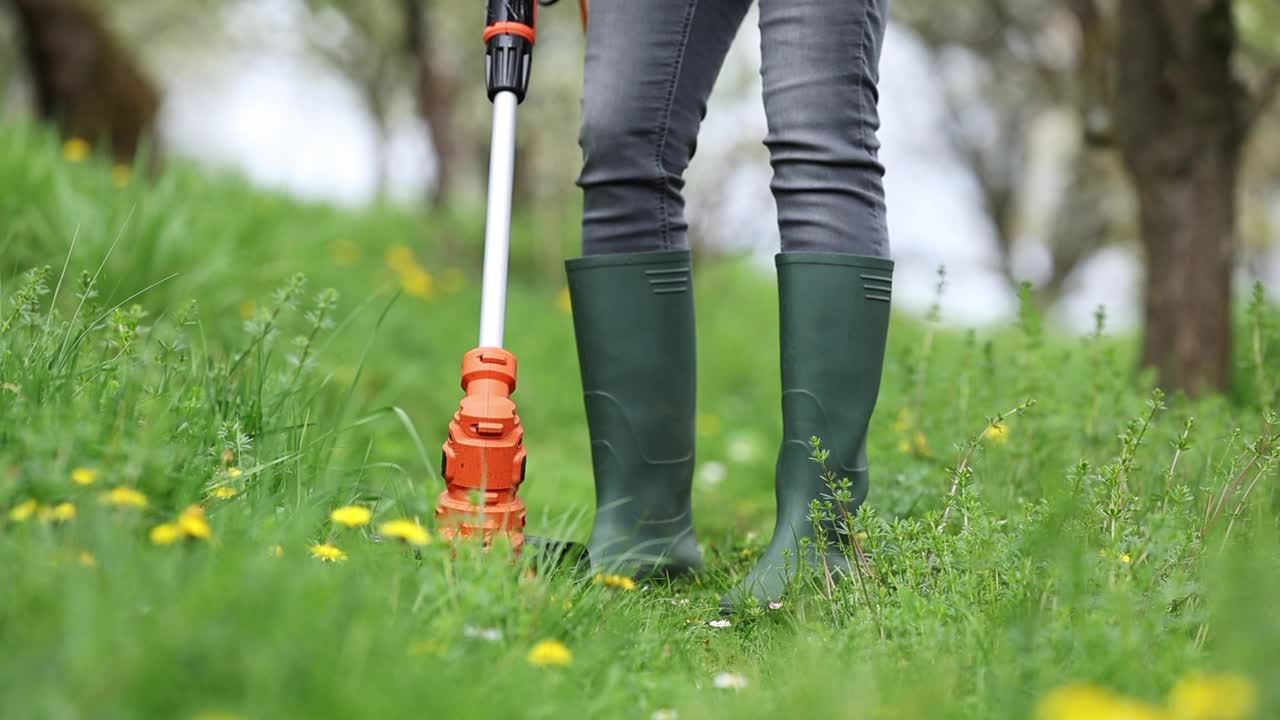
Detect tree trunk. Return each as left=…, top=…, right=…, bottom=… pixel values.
left=1111, top=0, right=1246, bottom=397
left=9, top=0, right=160, bottom=163
left=403, top=0, right=455, bottom=208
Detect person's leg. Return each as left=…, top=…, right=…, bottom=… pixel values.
left=577, top=0, right=752, bottom=255
left=723, top=0, right=893, bottom=610
left=760, top=0, right=890, bottom=257
left=569, top=0, right=751, bottom=578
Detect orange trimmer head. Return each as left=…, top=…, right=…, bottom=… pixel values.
left=436, top=348, right=527, bottom=550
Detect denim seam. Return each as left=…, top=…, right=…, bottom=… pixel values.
left=653, top=0, right=699, bottom=251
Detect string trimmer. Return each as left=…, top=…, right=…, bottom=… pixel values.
left=435, top=0, right=587, bottom=566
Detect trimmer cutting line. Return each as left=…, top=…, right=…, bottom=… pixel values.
left=435, top=0, right=588, bottom=568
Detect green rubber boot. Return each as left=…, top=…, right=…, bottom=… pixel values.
left=566, top=250, right=703, bottom=579
left=721, top=252, right=893, bottom=612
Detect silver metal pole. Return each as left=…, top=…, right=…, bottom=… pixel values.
left=478, top=91, right=519, bottom=348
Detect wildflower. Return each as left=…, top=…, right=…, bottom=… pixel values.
left=984, top=421, right=1010, bottom=445
left=1168, top=672, right=1257, bottom=720
left=71, top=467, right=99, bottom=486
left=310, top=543, right=347, bottom=562
left=1121, top=553, right=1132, bottom=564
left=379, top=519, right=430, bottom=547
left=399, top=265, right=435, bottom=300
left=385, top=245, right=416, bottom=272
left=556, top=287, right=572, bottom=314
left=1035, top=683, right=1166, bottom=720
left=894, top=408, right=932, bottom=457
left=178, top=505, right=211, bottom=540
left=593, top=573, right=637, bottom=591
left=226, top=467, right=244, bottom=478
left=101, top=486, right=148, bottom=509
left=652, top=710, right=679, bottom=720
left=111, top=164, right=132, bottom=188
left=150, top=523, right=183, bottom=546
left=47, top=502, right=77, bottom=523
left=211, top=486, right=238, bottom=500
left=708, top=619, right=732, bottom=628
left=527, top=639, right=573, bottom=667
left=331, top=505, right=372, bottom=528
left=331, top=239, right=361, bottom=267
left=768, top=601, right=783, bottom=611
left=712, top=672, right=749, bottom=690
left=62, top=137, right=91, bottom=162
left=9, top=499, right=39, bottom=523
left=1036, top=683, right=1118, bottom=720
left=78, top=551, right=97, bottom=568
left=463, top=625, right=502, bottom=642
left=912, top=431, right=932, bottom=456
left=698, top=413, right=722, bottom=437
left=271, top=545, right=285, bottom=558
left=727, top=435, right=759, bottom=463
left=697, top=461, right=727, bottom=487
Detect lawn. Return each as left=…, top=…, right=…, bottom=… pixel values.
left=1, top=123, right=1277, bottom=720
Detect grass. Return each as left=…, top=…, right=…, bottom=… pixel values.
left=1, top=122, right=1278, bottom=720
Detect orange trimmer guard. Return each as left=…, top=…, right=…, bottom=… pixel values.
left=437, top=347, right=528, bottom=551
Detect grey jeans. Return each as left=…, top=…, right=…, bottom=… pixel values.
left=577, top=0, right=889, bottom=257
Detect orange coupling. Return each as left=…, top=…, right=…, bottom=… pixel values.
left=437, top=347, right=528, bottom=550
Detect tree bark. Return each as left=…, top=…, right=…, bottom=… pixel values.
left=9, top=0, right=160, bottom=162
left=1112, top=0, right=1245, bottom=397
left=403, top=0, right=455, bottom=208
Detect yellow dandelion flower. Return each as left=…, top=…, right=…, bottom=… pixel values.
left=1121, top=553, right=1132, bottom=564
left=556, top=287, right=573, bottom=314
left=385, top=245, right=416, bottom=272
left=310, top=543, right=347, bottom=562
left=897, top=438, right=913, bottom=455
left=226, top=467, right=243, bottom=478
left=101, top=486, right=148, bottom=509
left=271, top=545, right=285, bottom=558
left=1037, top=683, right=1118, bottom=720
left=178, top=505, right=211, bottom=540
left=912, top=431, right=932, bottom=457
left=527, top=639, right=573, bottom=667
left=71, top=467, right=99, bottom=486
left=1168, top=672, right=1258, bottom=720
left=593, top=573, right=637, bottom=591
left=330, top=505, right=372, bottom=528
left=150, top=523, right=183, bottom=546
left=331, top=239, right=361, bottom=267
left=211, top=486, right=238, bottom=500
left=49, top=502, right=77, bottom=522
left=399, top=265, right=436, bottom=300
left=78, top=551, right=97, bottom=568
left=984, top=421, right=1010, bottom=445
left=441, top=267, right=466, bottom=294
left=697, top=413, right=722, bottom=438
left=379, top=519, right=430, bottom=547
left=9, top=498, right=39, bottom=523
left=111, top=164, right=132, bottom=188
left=62, top=137, right=91, bottom=162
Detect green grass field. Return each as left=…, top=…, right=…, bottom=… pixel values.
left=2, top=124, right=1278, bottom=720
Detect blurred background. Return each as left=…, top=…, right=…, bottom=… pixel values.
left=1, top=0, right=1278, bottom=398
